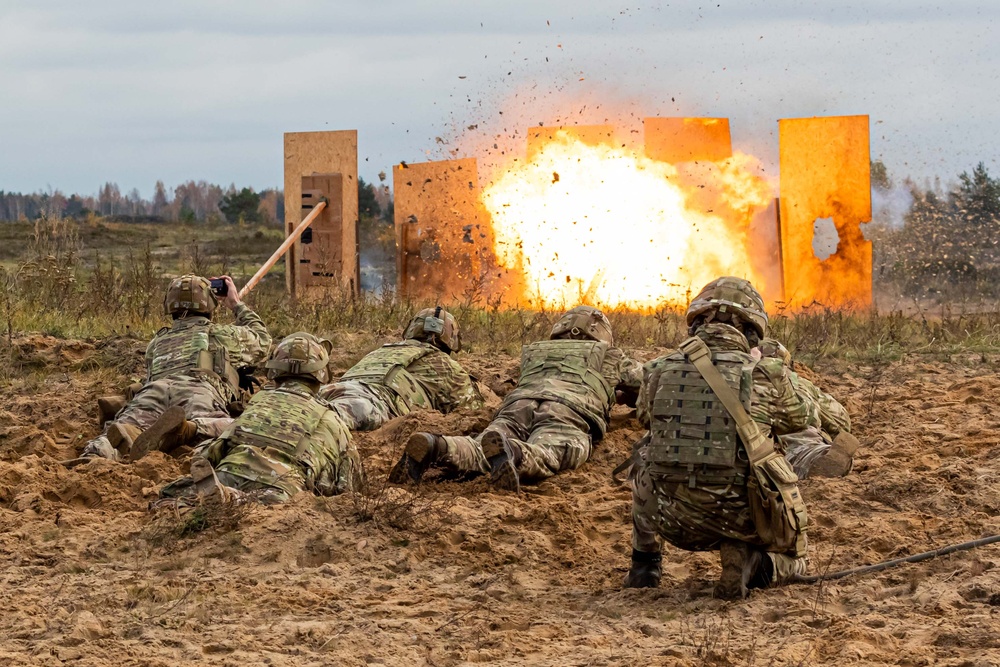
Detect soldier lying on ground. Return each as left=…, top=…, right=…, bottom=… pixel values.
left=625, top=277, right=811, bottom=599
left=756, top=338, right=859, bottom=478
left=389, top=306, right=643, bottom=492
left=157, top=332, right=360, bottom=505
left=317, top=307, right=483, bottom=431
left=70, top=275, right=271, bottom=465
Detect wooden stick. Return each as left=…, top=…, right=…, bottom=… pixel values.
left=239, top=200, right=327, bottom=299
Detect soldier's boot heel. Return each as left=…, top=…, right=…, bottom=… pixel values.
left=97, top=396, right=126, bottom=428
left=714, top=540, right=760, bottom=600
left=130, top=407, right=195, bottom=462
left=107, top=422, right=143, bottom=460
left=388, top=432, right=444, bottom=484
left=623, top=549, right=662, bottom=589
left=189, top=457, right=229, bottom=503
left=483, top=433, right=521, bottom=493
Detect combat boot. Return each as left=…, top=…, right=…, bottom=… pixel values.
left=482, top=432, right=521, bottom=492
left=623, top=549, right=662, bottom=589
left=96, top=396, right=126, bottom=428
left=129, top=407, right=197, bottom=462
left=388, top=432, right=445, bottom=484
left=107, top=422, right=143, bottom=459
left=714, top=540, right=764, bottom=600
left=189, top=457, right=231, bottom=503
left=809, top=431, right=860, bottom=478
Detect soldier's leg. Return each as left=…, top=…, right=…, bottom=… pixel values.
left=323, top=382, right=396, bottom=431
left=80, top=380, right=170, bottom=460
left=513, top=401, right=592, bottom=481
left=625, top=462, right=663, bottom=588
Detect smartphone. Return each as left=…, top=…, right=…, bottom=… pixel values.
left=210, top=278, right=228, bottom=297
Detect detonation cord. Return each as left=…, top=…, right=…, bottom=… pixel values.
left=791, top=534, right=1000, bottom=584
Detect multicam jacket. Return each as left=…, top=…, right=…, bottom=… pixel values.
left=337, top=340, right=483, bottom=413
left=144, top=304, right=271, bottom=398
left=504, top=338, right=644, bottom=439
left=201, top=379, right=360, bottom=497
left=638, top=323, right=812, bottom=439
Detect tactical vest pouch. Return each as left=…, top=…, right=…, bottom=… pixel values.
left=340, top=343, right=435, bottom=409
left=519, top=339, right=614, bottom=406
left=680, top=336, right=808, bottom=555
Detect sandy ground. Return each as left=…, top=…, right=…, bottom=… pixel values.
left=2, top=335, right=1000, bottom=666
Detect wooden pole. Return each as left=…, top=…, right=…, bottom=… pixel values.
left=239, top=200, right=327, bottom=300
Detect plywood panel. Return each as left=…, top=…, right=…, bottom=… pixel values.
left=283, top=130, right=358, bottom=295
left=778, top=115, right=872, bottom=308
left=393, top=158, right=513, bottom=303
left=643, top=117, right=732, bottom=164
left=526, top=125, right=616, bottom=158
left=299, top=174, right=344, bottom=286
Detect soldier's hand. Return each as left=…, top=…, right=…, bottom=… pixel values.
left=217, top=275, right=242, bottom=310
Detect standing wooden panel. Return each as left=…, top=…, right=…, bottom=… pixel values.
left=778, top=115, right=872, bottom=308
left=299, top=174, right=344, bottom=286
left=643, top=117, right=732, bottom=164
left=283, top=130, right=358, bottom=296
left=393, top=158, right=509, bottom=302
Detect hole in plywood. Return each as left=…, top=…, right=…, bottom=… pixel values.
left=812, top=217, right=839, bottom=261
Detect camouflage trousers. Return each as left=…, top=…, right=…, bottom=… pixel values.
left=82, top=375, right=233, bottom=461
left=780, top=426, right=832, bottom=479
left=441, top=398, right=593, bottom=482
left=631, top=460, right=807, bottom=583
left=159, top=466, right=296, bottom=504
left=320, top=381, right=405, bottom=431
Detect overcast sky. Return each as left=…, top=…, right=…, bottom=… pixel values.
left=1, top=1, right=997, bottom=197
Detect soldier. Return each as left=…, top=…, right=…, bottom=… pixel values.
left=625, top=277, right=811, bottom=599
left=74, top=275, right=271, bottom=463
left=390, top=305, right=643, bottom=491
left=158, top=332, right=361, bottom=504
left=757, top=338, right=858, bottom=478
left=318, top=307, right=482, bottom=431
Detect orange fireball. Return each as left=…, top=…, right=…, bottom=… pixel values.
left=480, top=130, right=773, bottom=310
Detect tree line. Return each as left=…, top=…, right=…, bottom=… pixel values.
left=0, top=177, right=390, bottom=225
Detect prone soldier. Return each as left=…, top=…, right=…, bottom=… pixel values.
left=390, top=306, right=642, bottom=491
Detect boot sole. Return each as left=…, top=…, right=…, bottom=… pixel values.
left=130, top=407, right=186, bottom=462
left=489, top=456, right=520, bottom=492
left=480, top=431, right=506, bottom=459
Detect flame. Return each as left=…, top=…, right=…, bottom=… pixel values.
left=480, top=131, right=774, bottom=309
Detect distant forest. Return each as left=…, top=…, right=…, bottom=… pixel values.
left=0, top=177, right=391, bottom=225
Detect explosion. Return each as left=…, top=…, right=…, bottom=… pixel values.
left=480, top=131, right=773, bottom=309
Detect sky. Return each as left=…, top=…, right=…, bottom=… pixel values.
left=1, top=0, right=998, bottom=197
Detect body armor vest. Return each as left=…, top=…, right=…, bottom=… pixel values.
left=147, top=320, right=240, bottom=395
left=646, top=348, right=754, bottom=486
left=224, top=385, right=328, bottom=454
left=340, top=342, right=435, bottom=409
left=508, top=339, right=614, bottom=433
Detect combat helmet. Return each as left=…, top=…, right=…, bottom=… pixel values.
left=404, top=307, right=461, bottom=353
left=550, top=305, right=614, bottom=345
left=686, top=276, right=768, bottom=339
left=265, top=332, right=333, bottom=384
left=164, top=274, right=217, bottom=318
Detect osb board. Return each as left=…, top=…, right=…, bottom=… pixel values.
left=778, top=115, right=872, bottom=308
left=526, top=125, right=616, bottom=158
left=300, top=174, right=344, bottom=286
left=283, top=130, right=358, bottom=295
left=643, top=117, right=732, bottom=163
left=393, top=158, right=513, bottom=303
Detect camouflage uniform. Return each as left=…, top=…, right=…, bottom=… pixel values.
left=630, top=323, right=812, bottom=586
left=437, top=340, right=643, bottom=482
left=83, top=302, right=271, bottom=460
left=160, top=379, right=359, bottom=502
left=757, top=339, right=853, bottom=477
left=159, top=332, right=359, bottom=503
left=319, top=340, right=483, bottom=431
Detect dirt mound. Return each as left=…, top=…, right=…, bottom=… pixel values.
left=3, top=337, right=1000, bottom=665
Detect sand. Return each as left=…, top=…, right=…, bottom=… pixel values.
left=2, top=335, right=1000, bottom=666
